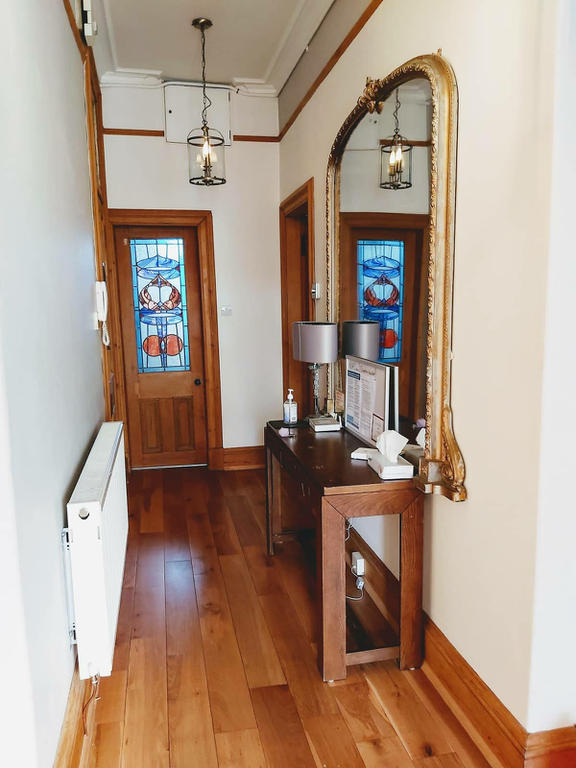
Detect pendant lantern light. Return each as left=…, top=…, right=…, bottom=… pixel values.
left=380, top=88, right=412, bottom=190
left=187, top=18, right=226, bottom=186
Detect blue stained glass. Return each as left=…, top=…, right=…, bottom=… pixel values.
left=130, top=239, right=191, bottom=373
left=357, top=239, right=405, bottom=363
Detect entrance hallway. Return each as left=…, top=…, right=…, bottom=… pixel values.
left=90, top=468, right=490, bottom=767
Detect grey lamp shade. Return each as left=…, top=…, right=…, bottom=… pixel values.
left=292, top=322, right=338, bottom=364
left=341, top=320, right=380, bottom=361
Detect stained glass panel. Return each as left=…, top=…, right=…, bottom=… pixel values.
left=357, top=239, right=405, bottom=363
left=130, top=238, right=190, bottom=373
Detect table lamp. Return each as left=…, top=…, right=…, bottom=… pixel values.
left=292, top=321, right=338, bottom=416
left=341, top=320, right=380, bottom=360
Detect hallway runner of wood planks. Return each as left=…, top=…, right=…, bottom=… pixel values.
left=88, top=467, right=491, bottom=768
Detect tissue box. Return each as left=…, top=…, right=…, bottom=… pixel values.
left=368, top=453, right=414, bottom=479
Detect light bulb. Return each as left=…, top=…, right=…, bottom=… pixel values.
left=202, top=138, right=210, bottom=158
left=389, top=147, right=397, bottom=177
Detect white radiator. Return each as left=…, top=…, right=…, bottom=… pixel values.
left=64, top=422, right=128, bottom=680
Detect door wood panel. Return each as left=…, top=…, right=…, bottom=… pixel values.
left=115, top=226, right=208, bottom=467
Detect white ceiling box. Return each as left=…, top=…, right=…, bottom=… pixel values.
left=164, top=83, right=232, bottom=145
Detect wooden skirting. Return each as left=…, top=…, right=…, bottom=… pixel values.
left=54, top=664, right=97, bottom=768
left=347, top=528, right=576, bottom=768
left=210, top=445, right=265, bottom=471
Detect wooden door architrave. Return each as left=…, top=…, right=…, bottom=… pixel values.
left=279, top=178, right=315, bottom=415
left=107, top=209, right=223, bottom=468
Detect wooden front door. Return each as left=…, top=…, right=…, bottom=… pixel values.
left=115, top=225, right=208, bottom=467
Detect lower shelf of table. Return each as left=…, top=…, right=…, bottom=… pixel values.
left=345, top=567, right=400, bottom=666
left=346, top=646, right=400, bottom=666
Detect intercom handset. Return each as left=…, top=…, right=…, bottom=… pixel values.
left=95, top=281, right=110, bottom=346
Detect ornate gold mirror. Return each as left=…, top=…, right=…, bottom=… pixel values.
left=326, top=53, right=466, bottom=501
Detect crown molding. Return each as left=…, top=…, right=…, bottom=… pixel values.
left=265, top=0, right=335, bottom=93
left=100, top=69, right=163, bottom=87
left=233, top=78, right=278, bottom=98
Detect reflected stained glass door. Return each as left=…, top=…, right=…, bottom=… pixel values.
left=357, top=239, right=405, bottom=363
left=116, top=225, right=208, bottom=468
left=340, top=218, right=425, bottom=420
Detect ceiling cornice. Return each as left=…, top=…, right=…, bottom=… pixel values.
left=265, top=0, right=335, bottom=93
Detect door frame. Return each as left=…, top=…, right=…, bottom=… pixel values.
left=107, top=209, right=223, bottom=468
left=339, top=211, right=430, bottom=419
left=279, top=178, right=315, bottom=403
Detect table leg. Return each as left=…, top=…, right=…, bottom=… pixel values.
left=317, top=498, right=346, bottom=682
left=265, top=444, right=273, bottom=555
left=399, top=494, right=424, bottom=669
left=265, top=446, right=283, bottom=556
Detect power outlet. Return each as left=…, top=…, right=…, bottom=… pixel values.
left=351, top=551, right=365, bottom=576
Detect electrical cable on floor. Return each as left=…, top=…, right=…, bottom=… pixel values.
left=345, top=520, right=351, bottom=541
left=82, top=673, right=101, bottom=735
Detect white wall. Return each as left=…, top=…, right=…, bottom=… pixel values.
left=527, top=0, right=576, bottom=733
left=280, top=0, right=559, bottom=729
left=1, top=1, right=105, bottom=764
left=103, top=86, right=283, bottom=447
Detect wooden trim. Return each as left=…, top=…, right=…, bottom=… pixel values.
left=279, top=0, right=385, bottom=140
left=345, top=646, right=399, bottom=666
left=210, top=446, right=266, bottom=471
left=233, top=134, right=280, bottom=143
left=62, top=0, right=87, bottom=58
left=53, top=665, right=96, bottom=768
left=348, top=527, right=576, bottom=768
left=525, top=728, right=576, bottom=765
left=380, top=138, right=431, bottom=147
left=108, top=209, right=213, bottom=226
left=279, top=178, right=315, bottom=407
left=103, top=128, right=165, bottom=137
left=340, top=211, right=430, bottom=230
left=108, top=209, right=223, bottom=468
left=103, top=130, right=280, bottom=142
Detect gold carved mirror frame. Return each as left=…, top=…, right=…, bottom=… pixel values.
left=326, top=52, right=466, bottom=501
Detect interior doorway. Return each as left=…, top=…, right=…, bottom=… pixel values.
left=279, top=179, right=315, bottom=416
left=108, top=210, right=222, bottom=469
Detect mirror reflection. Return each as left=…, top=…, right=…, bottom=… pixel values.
left=337, top=77, right=432, bottom=437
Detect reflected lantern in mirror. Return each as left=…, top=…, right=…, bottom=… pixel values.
left=379, top=88, right=413, bottom=190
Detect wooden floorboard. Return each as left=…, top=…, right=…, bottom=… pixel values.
left=89, top=467, right=497, bottom=767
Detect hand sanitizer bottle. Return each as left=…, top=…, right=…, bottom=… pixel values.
left=283, top=388, right=298, bottom=424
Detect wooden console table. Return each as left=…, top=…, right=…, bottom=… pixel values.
left=265, top=421, right=424, bottom=682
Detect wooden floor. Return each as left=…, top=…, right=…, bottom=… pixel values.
left=90, top=468, right=491, bottom=768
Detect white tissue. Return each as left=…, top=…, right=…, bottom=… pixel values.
left=376, top=430, right=408, bottom=464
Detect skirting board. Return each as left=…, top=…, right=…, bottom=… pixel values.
left=346, top=529, right=576, bottom=768
left=209, top=446, right=265, bottom=471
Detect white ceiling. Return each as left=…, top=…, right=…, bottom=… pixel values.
left=100, top=0, right=334, bottom=92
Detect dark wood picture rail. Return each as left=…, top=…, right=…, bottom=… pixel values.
left=103, top=128, right=165, bottom=137
left=233, top=134, right=280, bottom=143
left=379, top=138, right=431, bottom=147
left=102, top=129, right=280, bottom=143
